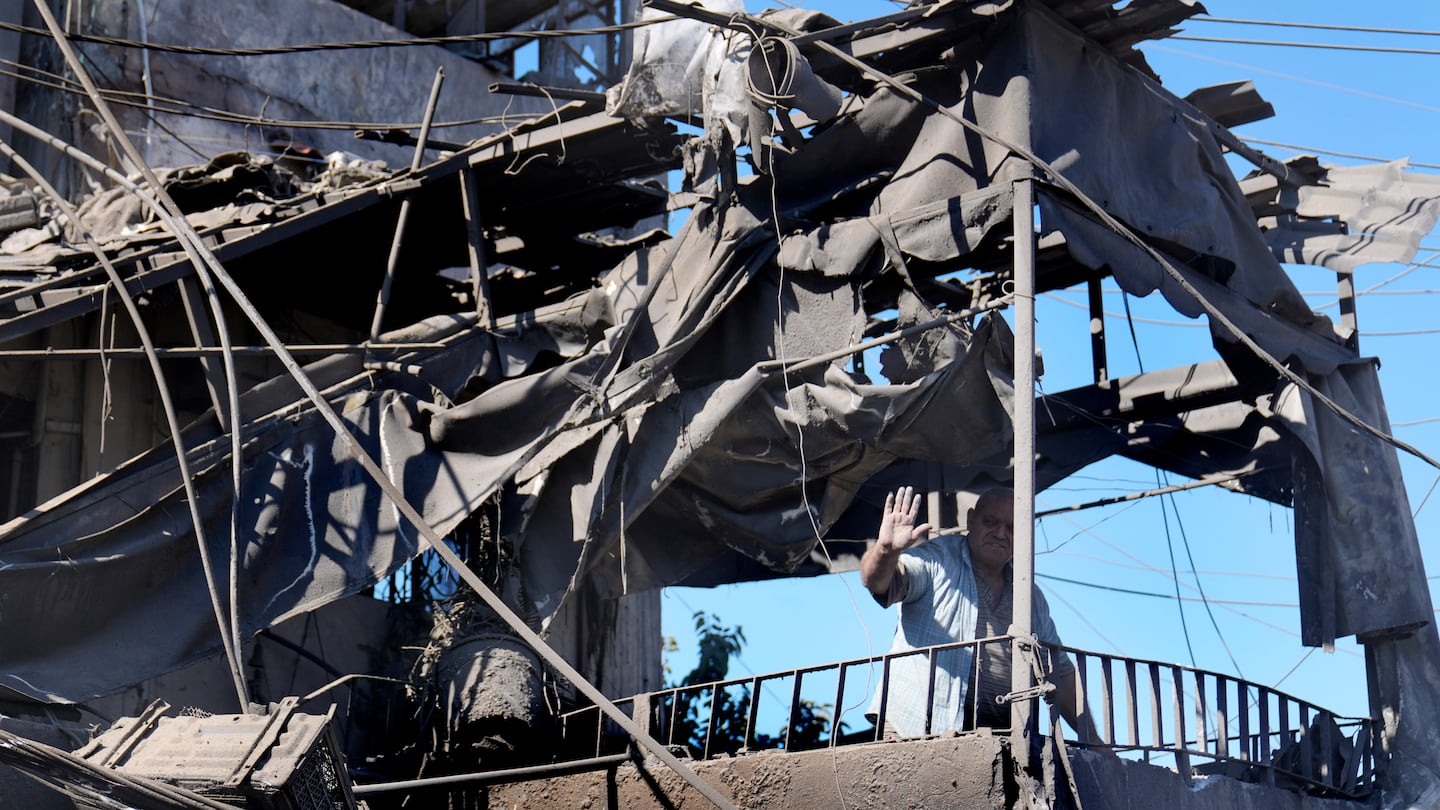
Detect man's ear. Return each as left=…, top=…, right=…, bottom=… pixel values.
left=965, top=507, right=976, bottom=531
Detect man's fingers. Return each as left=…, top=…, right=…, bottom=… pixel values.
left=904, top=522, right=933, bottom=547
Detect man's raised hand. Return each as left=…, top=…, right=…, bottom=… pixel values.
left=877, top=486, right=932, bottom=555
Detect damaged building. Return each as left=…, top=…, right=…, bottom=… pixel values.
left=1, top=0, right=1439, bottom=807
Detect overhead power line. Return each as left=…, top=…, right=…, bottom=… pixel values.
left=1195, top=17, right=1440, bottom=39
left=1039, top=572, right=1298, bottom=608
left=1241, top=137, right=1440, bottom=171
left=0, top=17, right=669, bottom=57
left=1148, top=44, right=1440, bottom=116
left=1171, top=35, right=1440, bottom=58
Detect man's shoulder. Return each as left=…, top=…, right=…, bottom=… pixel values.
left=906, top=533, right=971, bottom=566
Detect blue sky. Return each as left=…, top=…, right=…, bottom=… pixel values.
left=658, top=0, right=1440, bottom=737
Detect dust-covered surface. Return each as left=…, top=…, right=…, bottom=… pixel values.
left=486, top=734, right=1008, bottom=810
left=483, top=736, right=1370, bottom=810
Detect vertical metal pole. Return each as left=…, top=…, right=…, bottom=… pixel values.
left=1010, top=178, right=1036, bottom=742
left=1337, top=271, right=1359, bottom=352
left=368, top=67, right=445, bottom=344
left=460, top=167, right=497, bottom=330
left=1087, top=276, right=1107, bottom=384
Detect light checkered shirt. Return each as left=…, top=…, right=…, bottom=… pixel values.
left=869, top=534, right=1072, bottom=738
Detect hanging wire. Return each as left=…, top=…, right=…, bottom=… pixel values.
left=1164, top=480, right=1246, bottom=678
left=1155, top=471, right=1198, bottom=667
left=1044, top=549, right=1297, bottom=582
left=0, top=16, right=672, bottom=57
left=0, top=136, right=252, bottom=710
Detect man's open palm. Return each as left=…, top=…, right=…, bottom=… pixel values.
left=878, top=486, right=932, bottom=554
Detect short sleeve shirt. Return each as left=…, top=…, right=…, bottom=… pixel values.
left=868, top=534, right=1071, bottom=737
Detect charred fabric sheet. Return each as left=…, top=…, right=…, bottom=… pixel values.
left=0, top=109, right=1023, bottom=704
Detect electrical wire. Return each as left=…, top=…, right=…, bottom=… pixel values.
left=1038, top=573, right=1298, bottom=608
left=1164, top=481, right=1246, bottom=679
left=1194, top=16, right=1440, bottom=39
left=1155, top=473, right=1198, bottom=667
left=1412, top=472, right=1440, bottom=519
left=0, top=16, right=672, bottom=58
left=1239, top=136, right=1440, bottom=171
left=1043, top=585, right=1128, bottom=655
left=1043, top=291, right=1205, bottom=327
left=72, top=30, right=253, bottom=686
left=1041, top=507, right=1363, bottom=659
left=751, top=28, right=869, bottom=806
left=1307, top=252, right=1440, bottom=312
left=1170, top=34, right=1440, bottom=58
left=0, top=58, right=525, bottom=132
left=1043, top=550, right=1297, bottom=582
left=1146, top=44, right=1440, bottom=116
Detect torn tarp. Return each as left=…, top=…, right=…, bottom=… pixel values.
left=1277, top=360, right=1434, bottom=647
left=0, top=172, right=1018, bottom=703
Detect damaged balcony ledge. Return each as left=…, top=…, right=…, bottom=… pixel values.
left=470, top=734, right=1364, bottom=810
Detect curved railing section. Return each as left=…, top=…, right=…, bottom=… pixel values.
left=555, top=638, right=1380, bottom=801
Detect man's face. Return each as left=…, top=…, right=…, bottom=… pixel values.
left=966, top=497, right=1014, bottom=573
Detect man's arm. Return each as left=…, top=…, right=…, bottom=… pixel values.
left=1053, top=668, right=1103, bottom=746
left=860, top=486, right=933, bottom=601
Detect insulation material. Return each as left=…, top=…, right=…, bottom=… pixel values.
left=604, top=0, right=743, bottom=127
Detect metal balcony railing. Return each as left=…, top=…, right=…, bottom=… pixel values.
left=555, top=637, right=1381, bottom=801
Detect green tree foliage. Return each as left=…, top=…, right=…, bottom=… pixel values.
left=664, top=611, right=844, bottom=758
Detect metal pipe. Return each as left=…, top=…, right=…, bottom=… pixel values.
left=1010, top=178, right=1036, bottom=742
left=352, top=753, right=631, bottom=795
left=0, top=132, right=252, bottom=714
left=368, top=66, right=445, bottom=343
left=31, top=0, right=250, bottom=713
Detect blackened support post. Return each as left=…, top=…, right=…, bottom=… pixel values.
left=1011, top=178, right=1037, bottom=743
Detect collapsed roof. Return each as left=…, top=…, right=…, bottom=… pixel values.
left=1, top=0, right=1439, bottom=802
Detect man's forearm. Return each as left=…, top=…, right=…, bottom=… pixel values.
left=860, top=544, right=903, bottom=599
left=1055, top=669, right=1100, bottom=744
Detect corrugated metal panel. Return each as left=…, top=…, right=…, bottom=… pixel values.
left=1044, top=0, right=1205, bottom=53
